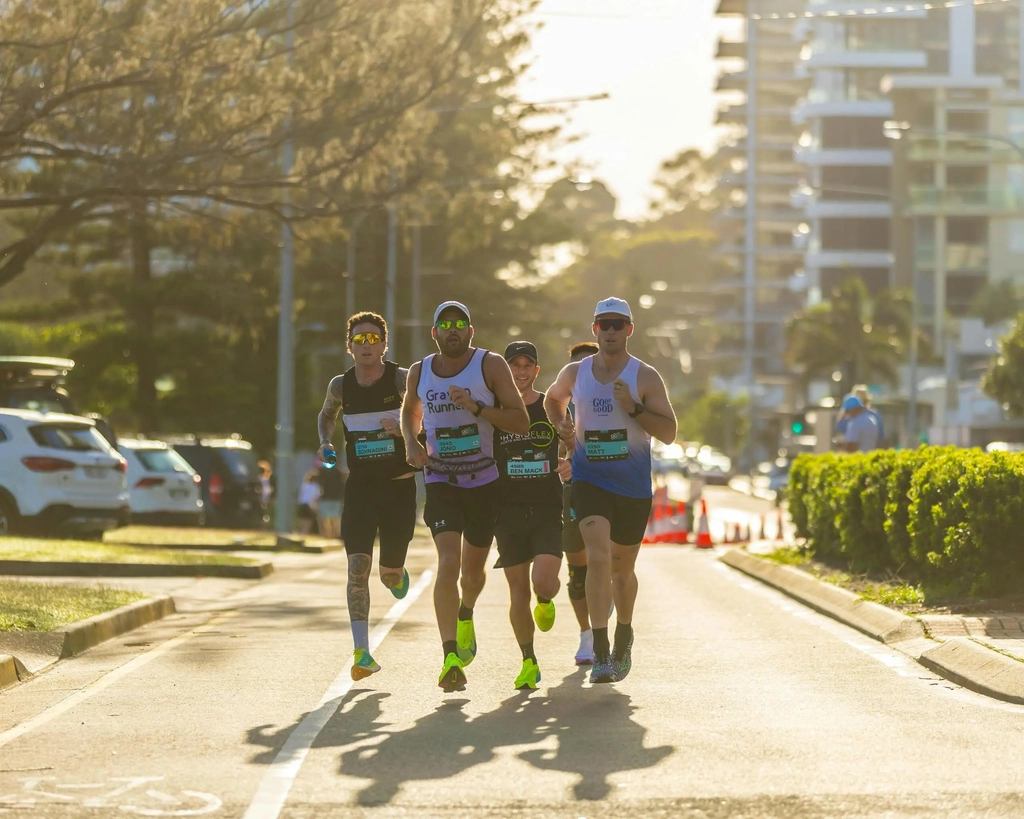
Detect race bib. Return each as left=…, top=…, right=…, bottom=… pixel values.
left=353, top=429, right=396, bottom=459
left=584, top=429, right=629, bottom=461
left=436, top=424, right=482, bottom=458
left=505, top=453, right=551, bottom=479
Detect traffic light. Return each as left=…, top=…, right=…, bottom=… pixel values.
left=791, top=418, right=805, bottom=435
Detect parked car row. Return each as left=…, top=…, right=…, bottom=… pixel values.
left=651, top=441, right=735, bottom=485
left=0, top=356, right=265, bottom=536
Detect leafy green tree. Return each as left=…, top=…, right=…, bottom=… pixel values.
left=785, top=278, right=909, bottom=397
left=983, top=316, right=1024, bottom=416
left=969, top=280, right=1022, bottom=326
left=678, top=392, right=749, bottom=454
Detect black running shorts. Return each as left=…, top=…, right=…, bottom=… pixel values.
left=423, top=480, right=501, bottom=549
left=341, top=474, right=417, bottom=568
left=570, top=480, right=653, bottom=547
left=561, top=482, right=586, bottom=555
left=494, top=504, right=563, bottom=568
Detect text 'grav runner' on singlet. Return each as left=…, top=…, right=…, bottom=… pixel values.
left=341, top=361, right=411, bottom=480
left=418, top=348, right=498, bottom=487
left=571, top=355, right=652, bottom=499
left=495, top=394, right=561, bottom=507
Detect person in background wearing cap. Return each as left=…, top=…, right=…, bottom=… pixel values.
left=837, top=393, right=879, bottom=453
left=562, top=341, right=600, bottom=665
left=401, top=300, right=530, bottom=692
left=316, top=311, right=417, bottom=682
left=493, top=340, right=572, bottom=689
left=837, top=384, right=885, bottom=448
left=544, top=297, right=677, bottom=684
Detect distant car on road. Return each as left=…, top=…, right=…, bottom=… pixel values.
left=162, top=435, right=266, bottom=529
left=118, top=439, right=205, bottom=527
left=0, top=408, right=129, bottom=536
left=0, top=356, right=117, bottom=447
left=694, top=446, right=733, bottom=485
left=751, top=458, right=791, bottom=500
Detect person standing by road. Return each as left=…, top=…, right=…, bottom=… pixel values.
left=401, top=301, right=529, bottom=693
left=837, top=394, right=879, bottom=453
left=494, top=340, right=571, bottom=690
left=317, top=312, right=417, bottom=681
left=562, top=341, right=599, bottom=665
left=545, top=298, right=677, bottom=684
left=315, top=463, right=344, bottom=539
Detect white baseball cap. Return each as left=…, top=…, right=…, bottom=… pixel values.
left=594, top=297, right=632, bottom=320
left=433, top=301, right=471, bottom=324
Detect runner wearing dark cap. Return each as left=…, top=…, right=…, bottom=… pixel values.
left=401, top=300, right=530, bottom=692
left=494, top=340, right=571, bottom=689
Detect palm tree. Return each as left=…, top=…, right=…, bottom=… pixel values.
left=785, top=278, right=908, bottom=397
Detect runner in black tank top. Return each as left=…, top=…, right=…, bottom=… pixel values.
left=494, top=341, right=570, bottom=690
left=317, top=312, right=418, bottom=682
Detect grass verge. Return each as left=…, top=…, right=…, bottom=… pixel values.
left=0, top=538, right=257, bottom=566
left=103, top=526, right=338, bottom=550
left=0, top=580, right=147, bottom=632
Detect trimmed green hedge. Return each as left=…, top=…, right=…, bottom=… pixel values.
left=788, top=447, right=1024, bottom=597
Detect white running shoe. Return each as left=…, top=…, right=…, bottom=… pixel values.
left=575, top=629, right=595, bottom=665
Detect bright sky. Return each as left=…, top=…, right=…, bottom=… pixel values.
left=520, top=0, right=734, bottom=219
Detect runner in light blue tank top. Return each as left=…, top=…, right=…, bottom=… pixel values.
left=545, top=297, right=678, bottom=686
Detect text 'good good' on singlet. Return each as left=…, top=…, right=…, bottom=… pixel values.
left=341, top=361, right=411, bottom=480
left=495, top=393, right=561, bottom=507
left=418, top=348, right=498, bottom=487
left=570, top=355, right=652, bottom=499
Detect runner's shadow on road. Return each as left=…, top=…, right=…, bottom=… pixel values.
left=318, top=669, right=672, bottom=806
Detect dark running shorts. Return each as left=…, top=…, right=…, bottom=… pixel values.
left=570, top=480, right=652, bottom=547
left=423, top=480, right=501, bottom=549
left=494, top=504, right=563, bottom=568
left=341, top=474, right=417, bottom=568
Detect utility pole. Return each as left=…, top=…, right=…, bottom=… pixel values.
left=411, top=223, right=423, bottom=362
left=385, top=169, right=398, bottom=353
left=743, top=0, right=758, bottom=465
left=274, top=0, right=296, bottom=535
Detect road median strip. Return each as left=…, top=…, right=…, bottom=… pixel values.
left=720, top=546, right=1024, bottom=706
left=0, top=594, right=176, bottom=688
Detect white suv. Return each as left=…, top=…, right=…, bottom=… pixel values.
left=0, top=408, right=129, bottom=536
left=118, top=439, right=205, bottom=526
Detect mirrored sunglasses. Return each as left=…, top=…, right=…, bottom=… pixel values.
left=435, top=319, right=469, bottom=331
left=595, top=318, right=629, bottom=331
left=351, top=332, right=383, bottom=345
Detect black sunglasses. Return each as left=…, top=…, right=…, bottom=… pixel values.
left=595, top=318, right=629, bottom=331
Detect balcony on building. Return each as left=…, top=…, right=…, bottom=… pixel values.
left=907, top=186, right=1024, bottom=216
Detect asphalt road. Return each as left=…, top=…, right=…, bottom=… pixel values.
left=4, top=507, right=1024, bottom=817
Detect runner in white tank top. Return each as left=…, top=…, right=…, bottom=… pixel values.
left=545, top=297, right=678, bottom=685
left=401, top=300, right=530, bottom=693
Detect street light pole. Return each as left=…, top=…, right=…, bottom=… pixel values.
left=743, top=0, right=758, bottom=464
left=274, top=0, right=296, bottom=536
left=411, top=223, right=423, bottom=362
left=385, top=169, right=398, bottom=352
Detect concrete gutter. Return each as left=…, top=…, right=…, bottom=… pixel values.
left=0, top=560, right=274, bottom=579
left=720, top=547, right=1024, bottom=706
left=0, top=595, right=176, bottom=687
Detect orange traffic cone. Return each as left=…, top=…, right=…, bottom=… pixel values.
left=666, top=500, right=689, bottom=544
left=695, top=498, right=714, bottom=548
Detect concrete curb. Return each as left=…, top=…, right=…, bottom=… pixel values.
left=114, top=540, right=342, bottom=554
left=720, top=548, right=925, bottom=644
left=919, top=638, right=1024, bottom=706
left=0, top=560, right=274, bottom=579
left=719, top=548, right=1024, bottom=705
left=0, top=595, right=176, bottom=690
left=0, top=654, right=17, bottom=690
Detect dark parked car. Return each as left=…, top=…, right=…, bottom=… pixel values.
left=0, top=357, right=117, bottom=446
left=162, top=435, right=266, bottom=528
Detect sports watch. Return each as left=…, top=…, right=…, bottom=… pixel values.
left=628, top=402, right=646, bottom=418
left=472, top=399, right=485, bottom=417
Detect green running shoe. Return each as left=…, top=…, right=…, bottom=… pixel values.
left=514, top=658, right=541, bottom=690
left=350, top=649, right=381, bottom=681
left=456, top=608, right=477, bottom=666
left=390, top=568, right=410, bottom=600
left=438, top=652, right=467, bottom=692
left=533, top=599, right=556, bottom=632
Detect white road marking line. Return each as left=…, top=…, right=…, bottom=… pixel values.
left=303, top=569, right=326, bottom=580
left=242, top=569, right=434, bottom=819
left=0, top=613, right=238, bottom=751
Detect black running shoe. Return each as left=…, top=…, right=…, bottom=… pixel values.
left=612, top=632, right=634, bottom=681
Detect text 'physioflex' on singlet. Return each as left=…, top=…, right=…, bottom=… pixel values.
left=418, top=348, right=498, bottom=487
left=571, top=355, right=653, bottom=499
left=340, top=361, right=411, bottom=480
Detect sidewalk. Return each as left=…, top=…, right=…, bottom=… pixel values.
left=921, top=613, right=1024, bottom=661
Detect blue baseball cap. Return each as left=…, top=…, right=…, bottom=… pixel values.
left=842, top=395, right=864, bottom=411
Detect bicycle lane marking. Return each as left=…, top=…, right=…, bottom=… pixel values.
left=0, top=612, right=239, bottom=751
left=242, top=568, right=434, bottom=819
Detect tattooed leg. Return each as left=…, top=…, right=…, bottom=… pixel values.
left=380, top=566, right=404, bottom=589
left=348, top=554, right=372, bottom=650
